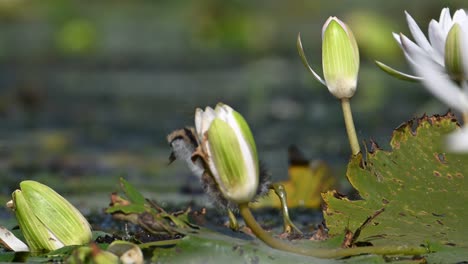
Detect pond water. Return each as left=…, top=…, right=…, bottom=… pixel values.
left=0, top=1, right=461, bottom=217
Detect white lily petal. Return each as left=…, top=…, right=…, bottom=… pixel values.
left=405, top=11, right=433, bottom=53
left=439, top=8, right=452, bottom=33
left=200, top=107, right=216, bottom=137
left=217, top=103, right=230, bottom=114
left=199, top=107, right=219, bottom=176
left=204, top=106, right=215, bottom=116
left=392, top=33, right=424, bottom=71
left=428, top=20, right=446, bottom=65
left=400, top=33, right=428, bottom=62
left=446, top=126, right=468, bottom=152
left=194, top=108, right=203, bottom=140
left=463, top=83, right=468, bottom=103
left=452, top=9, right=467, bottom=24
left=214, top=103, right=223, bottom=111
left=393, top=32, right=403, bottom=47
left=215, top=103, right=230, bottom=122
left=398, top=34, right=425, bottom=67
left=411, top=51, right=468, bottom=113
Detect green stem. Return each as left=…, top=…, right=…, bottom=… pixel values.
left=238, top=203, right=427, bottom=259
left=239, top=203, right=311, bottom=255
left=341, top=98, right=360, bottom=155
left=139, top=239, right=182, bottom=248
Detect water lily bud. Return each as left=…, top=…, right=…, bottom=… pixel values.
left=445, top=23, right=465, bottom=82
left=10, top=180, right=92, bottom=252
left=67, top=244, right=119, bottom=264
left=195, top=103, right=259, bottom=204
left=322, top=17, right=360, bottom=99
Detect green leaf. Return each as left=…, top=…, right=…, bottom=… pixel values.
left=120, top=177, right=146, bottom=205
left=425, top=245, right=468, bottom=263
left=44, top=245, right=79, bottom=258
left=105, top=204, right=146, bottom=214
left=152, top=228, right=392, bottom=264
left=323, top=114, right=468, bottom=262
left=91, top=231, right=113, bottom=242
left=0, top=252, right=16, bottom=262
left=106, top=179, right=193, bottom=234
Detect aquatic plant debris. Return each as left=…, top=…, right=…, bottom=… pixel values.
left=0, top=226, right=29, bottom=252
left=2, top=115, right=466, bottom=263
left=252, top=146, right=336, bottom=209
left=323, top=113, right=468, bottom=263
left=106, top=178, right=194, bottom=236
left=108, top=178, right=429, bottom=261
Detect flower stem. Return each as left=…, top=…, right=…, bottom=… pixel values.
left=239, top=203, right=295, bottom=251
left=238, top=203, right=427, bottom=258
left=341, top=98, right=360, bottom=155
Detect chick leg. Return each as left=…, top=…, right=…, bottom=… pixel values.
left=270, top=183, right=303, bottom=235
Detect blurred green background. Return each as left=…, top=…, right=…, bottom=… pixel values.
left=0, top=0, right=466, bottom=213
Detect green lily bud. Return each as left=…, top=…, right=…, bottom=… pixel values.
left=10, top=180, right=92, bottom=252
left=297, top=17, right=360, bottom=99
left=322, top=17, right=360, bottom=99
left=195, top=103, right=259, bottom=204
left=445, top=23, right=465, bottom=82
left=67, top=244, right=119, bottom=264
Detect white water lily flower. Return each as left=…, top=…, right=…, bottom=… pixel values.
left=195, top=103, right=259, bottom=204
left=410, top=19, right=468, bottom=152
left=377, top=8, right=467, bottom=81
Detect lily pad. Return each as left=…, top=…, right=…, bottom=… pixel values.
left=151, top=227, right=404, bottom=264
left=253, top=146, right=336, bottom=209
left=322, top=114, right=468, bottom=262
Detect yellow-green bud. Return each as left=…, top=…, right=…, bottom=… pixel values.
left=67, top=244, right=119, bottom=264
left=10, top=180, right=92, bottom=252
left=322, top=17, right=360, bottom=99
left=445, top=23, right=465, bottom=82
left=195, top=103, right=259, bottom=204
